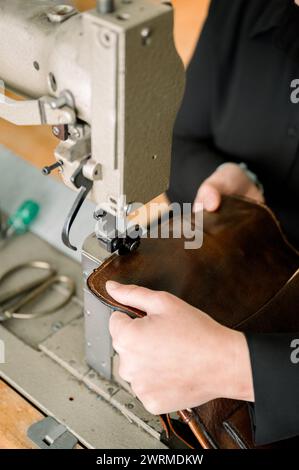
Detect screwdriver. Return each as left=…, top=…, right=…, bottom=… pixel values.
left=1, top=200, right=40, bottom=242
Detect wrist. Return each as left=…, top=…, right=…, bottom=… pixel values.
left=216, top=161, right=264, bottom=195
left=238, top=163, right=264, bottom=195
left=221, top=328, right=255, bottom=402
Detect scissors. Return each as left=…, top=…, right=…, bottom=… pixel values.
left=0, top=261, right=76, bottom=321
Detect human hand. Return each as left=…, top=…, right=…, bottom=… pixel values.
left=193, top=163, right=265, bottom=213
left=107, top=281, right=254, bottom=415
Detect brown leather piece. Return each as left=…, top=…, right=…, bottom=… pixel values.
left=88, top=197, right=298, bottom=322
left=87, top=196, right=299, bottom=449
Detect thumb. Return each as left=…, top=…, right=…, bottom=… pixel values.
left=193, top=182, right=221, bottom=212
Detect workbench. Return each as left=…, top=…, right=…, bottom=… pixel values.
left=0, top=0, right=210, bottom=449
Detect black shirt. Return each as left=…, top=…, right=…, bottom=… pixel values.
left=168, top=0, right=299, bottom=446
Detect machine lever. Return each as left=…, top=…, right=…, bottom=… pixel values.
left=62, top=162, right=93, bottom=251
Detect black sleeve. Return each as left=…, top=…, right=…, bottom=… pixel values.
left=246, top=332, right=299, bottom=445
left=167, top=137, right=229, bottom=204
left=167, top=3, right=240, bottom=205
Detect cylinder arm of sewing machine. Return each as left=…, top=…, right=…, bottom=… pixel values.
left=0, top=0, right=185, bottom=251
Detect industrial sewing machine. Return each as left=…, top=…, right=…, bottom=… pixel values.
left=0, top=0, right=185, bottom=447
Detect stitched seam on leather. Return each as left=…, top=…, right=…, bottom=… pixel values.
left=223, top=420, right=249, bottom=449
left=222, top=403, right=251, bottom=448
left=94, top=253, right=118, bottom=271
left=190, top=413, right=219, bottom=449
left=235, top=267, right=299, bottom=329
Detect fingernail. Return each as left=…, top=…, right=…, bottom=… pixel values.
left=106, top=280, right=121, bottom=290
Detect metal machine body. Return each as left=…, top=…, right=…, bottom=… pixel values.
left=82, top=233, right=113, bottom=379
left=0, top=0, right=185, bottom=379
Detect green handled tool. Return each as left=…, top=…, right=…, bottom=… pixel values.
left=1, top=200, right=40, bottom=242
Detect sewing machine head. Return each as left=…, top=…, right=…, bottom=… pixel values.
left=0, top=0, right=185, bottom=253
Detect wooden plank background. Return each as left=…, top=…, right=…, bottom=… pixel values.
left=0, top=380, right=83, bottom=448
left=0, top=380, right=44, bottom=449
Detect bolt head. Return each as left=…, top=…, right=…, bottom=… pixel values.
left=94, top=209, right=107, bottom=220
left=53, top=126, right=60, bottom=137
left=98, top=29, right=113, bottom=48
left=47, top=5, right=77, bottom=23
left=141, top=27, right=152, bottom=46
left=52, top=321, right=63, bottom=331
left=69, top=127, right=81, bottom=139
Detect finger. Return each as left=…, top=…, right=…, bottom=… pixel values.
left=193, top=182, right=222, bottom=212
left=245, top=186, right=265, bottom=204
left=109, top=310, right=133, bottom=341
left=106, top=281, right=161, bottom=314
